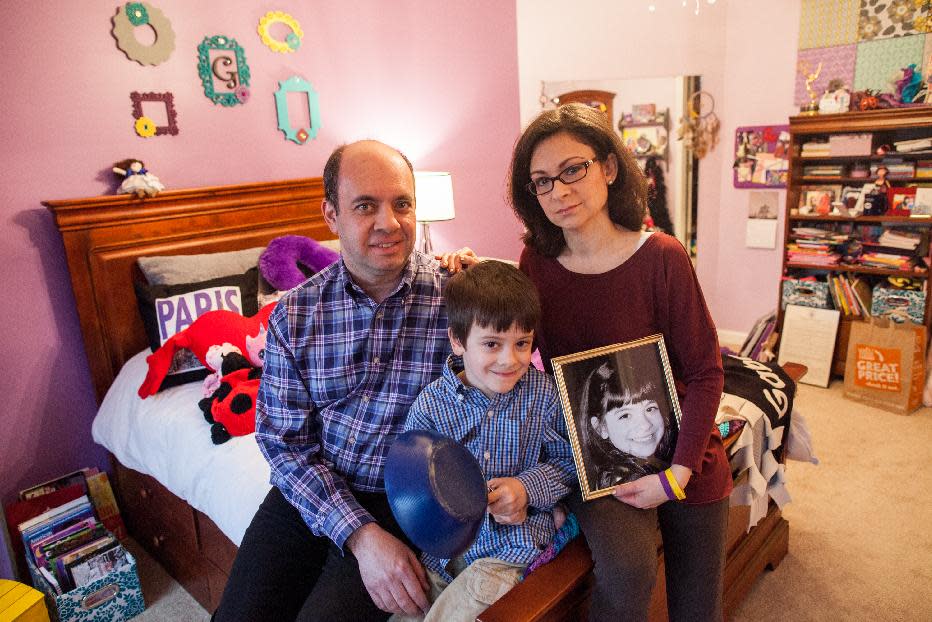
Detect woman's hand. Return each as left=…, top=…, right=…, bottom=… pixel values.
left=613, top=465, right=691, bottom=509
left=435, top=247, right=479, bottom=274
left=612, top=474, right=668, bottom=509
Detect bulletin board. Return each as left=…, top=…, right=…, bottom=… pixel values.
left=733, top=125, right=790, bottom=189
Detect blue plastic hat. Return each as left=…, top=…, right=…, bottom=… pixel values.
left=385, top=429, right=487, bottom=559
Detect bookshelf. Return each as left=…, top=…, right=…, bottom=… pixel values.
left=778, top=108, right=932, bottom=376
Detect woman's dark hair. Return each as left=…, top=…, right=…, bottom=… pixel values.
left=445, top=260, right=541, bottom=344
left=508, top=103, right=648, bottom=258
left=577, top=359, right=675, bottom=489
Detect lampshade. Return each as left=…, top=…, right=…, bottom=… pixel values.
left=414, top=172, right=456, bottom=223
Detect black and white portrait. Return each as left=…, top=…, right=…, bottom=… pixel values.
left=552, top=335, right=682, bottom=500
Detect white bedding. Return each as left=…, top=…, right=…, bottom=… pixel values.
left=92, top=350, right=271, bottom=545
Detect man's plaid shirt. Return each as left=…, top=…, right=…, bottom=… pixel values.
left=256, top=251, right=450, bottom=549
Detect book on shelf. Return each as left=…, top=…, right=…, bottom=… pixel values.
left=871, top=159, right=915, bottom=178
left=877, top=229, right=921, bottom=250
left=894, top=137, right=932, bottom=153
left=850, top=277, right=873, bottom=316
left=801, top=141, right=830, bottom=157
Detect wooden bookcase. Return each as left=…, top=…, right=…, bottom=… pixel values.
left=778, top=108, right=932, bottom=376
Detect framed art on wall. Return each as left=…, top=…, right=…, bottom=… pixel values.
left=551, top=335, right=682, bottom=501
left=734, top=125, right=790, bottom=188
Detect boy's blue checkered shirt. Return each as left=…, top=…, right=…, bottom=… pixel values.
left=405, top=354, right=576, bottom=582
left=255, top=251, right=450, bottom=550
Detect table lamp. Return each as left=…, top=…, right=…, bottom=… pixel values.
left=414, top=171, right=455, bottom=255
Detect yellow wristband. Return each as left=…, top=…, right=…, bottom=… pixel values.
left=663, top=468, right=686, bottom=501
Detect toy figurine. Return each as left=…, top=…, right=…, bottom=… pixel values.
left=112, top=158, right=165, bottom=198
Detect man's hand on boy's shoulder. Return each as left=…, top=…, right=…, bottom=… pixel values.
left=487, top=477, right=529, bottom=525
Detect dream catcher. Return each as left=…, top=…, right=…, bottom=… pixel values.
left=676, top=90, right=720, bottom=159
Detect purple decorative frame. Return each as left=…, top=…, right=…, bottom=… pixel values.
left=733, top=124, right=790, bottom=189
left=130, top=91, right=179, bottom=136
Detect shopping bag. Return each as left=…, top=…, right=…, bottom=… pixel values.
left=843, top=318, right=927, bottom=414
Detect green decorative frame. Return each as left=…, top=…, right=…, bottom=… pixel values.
left=274, top=76, right=322, bottom=144
left=197, top=35, right=251, bottom=107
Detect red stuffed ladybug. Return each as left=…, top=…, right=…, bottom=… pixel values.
left=198, top=352, right=262, bottom=444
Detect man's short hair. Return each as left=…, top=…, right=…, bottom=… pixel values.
left=322, top=141, right=415, bottom=212
left=445, top=260, right=541, bottom=344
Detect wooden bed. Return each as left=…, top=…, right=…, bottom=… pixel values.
left=46, top=177, right=795, bottom=620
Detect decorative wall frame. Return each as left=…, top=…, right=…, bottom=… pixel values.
left=274, top=77, right=321, bottom=144
left=258, top=11, right=303, bottom=53
left=197, top=35, right=251, bottom=107
left=130, top=91, right=178, bottom=136
left=111, top=2, right=176, bottom=66
left=733, top=125, right=790, bottom=189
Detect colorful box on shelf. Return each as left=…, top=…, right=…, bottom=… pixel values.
left=27, top=553, right=144, bottom=622
left=871, top=287, right=926, bottom=325
left=781, top=279, right=831, bottom=309
left=828, top=133, right=872, bottom=156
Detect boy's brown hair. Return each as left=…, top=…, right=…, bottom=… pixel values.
left=445, top=260, right=541, bottom=344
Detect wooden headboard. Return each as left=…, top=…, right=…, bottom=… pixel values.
left=44, top=178, right=331, bottom=404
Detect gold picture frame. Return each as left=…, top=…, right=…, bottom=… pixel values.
left=551, top=334, right=683, bottom=501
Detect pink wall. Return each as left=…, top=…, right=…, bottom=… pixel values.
left=712, top=1, right=801, bottom=333
left=0, top=1, right=521, bottom=509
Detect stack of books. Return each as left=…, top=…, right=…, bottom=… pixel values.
left=859, top=250, right=914, bottom=270
left=803, top=164, right=844, bottom=177
left=3, top=469, right=126, bottom=586
left=801, top=141, right=830, bottom=157
left=893, top=137, right=932, bottom=153
left=828, top=274, right=871, bottom=317
left=915, top=160, right=932, bottom=179
left=17, top=496, right=127, bottom=594
left=787, top=227, right=848, bottom=265
left=878, top=228, right=921, bottom=250
left=871, top=158, right=915, bottom=179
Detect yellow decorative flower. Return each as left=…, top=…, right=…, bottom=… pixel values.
left=858, top=15, right=882, bottom=40
left=914, top=2, right=932, bottom=32
left=135, top=116, right=157, bottom=137
left=888, top=0, right=915, bottom=24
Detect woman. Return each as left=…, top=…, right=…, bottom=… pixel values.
left=510, top=103, right=730, bottom=621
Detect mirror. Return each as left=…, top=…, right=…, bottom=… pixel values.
left=542, top=76, right=700, bottom=260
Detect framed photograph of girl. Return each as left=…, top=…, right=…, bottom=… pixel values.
left=551, top=334, right=683, bottom=501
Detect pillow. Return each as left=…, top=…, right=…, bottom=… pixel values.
left=137, top=247, right=265, bottom=285
left=134, top=268, right=259, bottom=390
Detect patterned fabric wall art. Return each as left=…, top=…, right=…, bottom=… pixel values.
left=854, top=34, right=925, bottom=90
left=794, top=45, right=858, bottom=105
left=799, top=0, right=860, bottom=49
left=858, top=0, right=929, bottom=41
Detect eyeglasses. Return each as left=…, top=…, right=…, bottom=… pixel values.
left=526, top=159, right=594, bottom=196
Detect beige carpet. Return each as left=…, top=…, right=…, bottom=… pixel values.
left=732, top=379, right=932, bottom=622
left=132, top=381, right=932, bottom=621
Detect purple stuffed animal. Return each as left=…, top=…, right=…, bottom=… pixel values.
left=259, top=235, right=340, bottom=291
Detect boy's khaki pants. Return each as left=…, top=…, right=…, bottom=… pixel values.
left=390, top=557, right=525, bottom=622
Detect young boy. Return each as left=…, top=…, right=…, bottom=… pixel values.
left=395, top=260, right=576, bottom=622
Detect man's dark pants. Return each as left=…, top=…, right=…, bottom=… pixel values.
left=213, top=486, right=414, bottom=622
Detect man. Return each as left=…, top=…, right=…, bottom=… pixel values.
left=214, top=140, right=469, bottom=621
